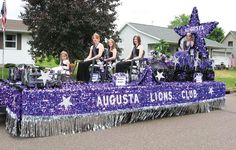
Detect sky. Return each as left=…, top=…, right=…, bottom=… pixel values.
left=6, top=0, right=236, bottom=34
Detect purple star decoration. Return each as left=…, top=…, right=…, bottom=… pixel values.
left=174, top=7, right=218, bottom=57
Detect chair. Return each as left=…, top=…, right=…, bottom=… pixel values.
left=89, top=48, right=117, bottom=82
left=60, top=64, right=74, bottom=80
left=129, top=51, right=147, bottom=81
left=69, top=64, right=75, bottom=74
left=89, top=60, right=102, bottom=82
left=89, top=60, right=114, bottom=82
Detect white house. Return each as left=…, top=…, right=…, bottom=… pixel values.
left=220, top=31, right=236, bottom=66
left=118, top=22, right=231, bottom=66
left=0, top=19, right=34, bottom=65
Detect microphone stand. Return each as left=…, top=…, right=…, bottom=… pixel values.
left=129, top=47, right=136, bottom=82
left=104, top=48, right=109, bottom=81
left=90, top=45, right=97, bottom=82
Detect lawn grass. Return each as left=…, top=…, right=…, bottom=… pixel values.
left=0, top=68, right=9, bottom=79
left=215, top=69, right=236, bottom=91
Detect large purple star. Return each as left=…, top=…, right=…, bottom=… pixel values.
left=174, top=7, right=218, bottom=57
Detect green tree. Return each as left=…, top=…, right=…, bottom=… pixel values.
left=168, top=14, right=190, bottom=29
left=155, top=39, right=170, bottom=56
left=207, top=27, right=225, bottom=42
left=21, top=0, right=121, bottom=62
left=168, top=14, right=225, bottom=42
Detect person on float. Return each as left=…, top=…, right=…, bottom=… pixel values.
left=76, top=33, right=104, bottom=82
left=180, top=32, right=195, bottom=51
left=104, top=38, right=118, bottom=64
left=175, top=32, right=195, bottom=68
left=52, top=51, right=70, bottom=75
left=116, top=35, right=144, bottom=73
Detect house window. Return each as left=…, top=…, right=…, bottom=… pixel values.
left=5, top=34, right=17, bottom=49
left=228, top=41, right=233, bottom=47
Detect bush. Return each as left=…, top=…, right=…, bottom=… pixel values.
left=4, top=63, right=16, bottom=68
left=154, top=39, right=171, bottom=57
left=35, top=56, right=58, bottom=68
left=38, top=66, right=46, bottom=70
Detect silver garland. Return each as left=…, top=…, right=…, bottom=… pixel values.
left=6, top=97, right=225, bottom=138
left=5, top=108, right=18, bottom=136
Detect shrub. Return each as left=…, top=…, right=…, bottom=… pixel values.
left=4, top=63, right=16, bottom=68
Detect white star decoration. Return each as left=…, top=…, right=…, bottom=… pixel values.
left=59, top=96, right=73, bottom=110
left=37, top=71, right=52, bottom=86
left=209, top=87, right=214, bottom=95
left=173, top=56, right=179, bottom=66
left=155, top=71, right=165, bottom=81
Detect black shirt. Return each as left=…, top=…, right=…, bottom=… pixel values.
left=130, top=47, right=140, bottom=59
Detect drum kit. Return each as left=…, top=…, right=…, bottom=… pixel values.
left=149, top=48, right=215, bottom=83
left=8, top=47, right=214, bottom=87
left=9, top=65, right=65, bottom=88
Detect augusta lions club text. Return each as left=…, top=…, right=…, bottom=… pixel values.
left=96, top=90, right=198, bottom=107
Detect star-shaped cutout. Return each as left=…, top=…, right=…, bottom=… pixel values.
left=173, top=56, right=179, bottom=66
left=37, top=71, right=52, bottom=86
left=208, top=87, right=214, bottom=95
left=174, top=7, right=218, bottom=57
left=59, top=96, right=73, bottom=110
left=155, top=71, right=165, bottom=81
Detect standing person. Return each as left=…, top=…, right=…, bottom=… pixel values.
left=76, top=33, right=104, bottom=82
left=229, top=54, right=235, bottom=68
left=116, top=35, right=144, bottom=73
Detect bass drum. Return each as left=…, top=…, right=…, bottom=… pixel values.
left=150, top=60, right=175, bottom=82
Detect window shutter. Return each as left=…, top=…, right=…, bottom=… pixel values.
left=0, top=32, right=3, bottom=49
left=17, top=33, right=22, bottom=50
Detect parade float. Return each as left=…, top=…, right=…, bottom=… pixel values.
left=0, top=7, right=225, bottom=137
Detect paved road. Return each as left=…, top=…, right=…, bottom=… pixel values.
left=0, top=93, right=236, bottom=150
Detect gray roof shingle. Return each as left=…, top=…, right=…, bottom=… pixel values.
left=230, top=31, right=236, bottom=37
left=128, top=22, right=228, bottom=49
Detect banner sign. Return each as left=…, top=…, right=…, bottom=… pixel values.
left=1, top=81, right=225, bottom=118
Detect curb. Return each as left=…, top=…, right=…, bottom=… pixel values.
left=226, top=90, right=236, bottom=94
left=0, top=106, right=6, bottom=115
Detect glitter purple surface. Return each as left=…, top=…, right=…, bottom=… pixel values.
left=174, top=7, right=218, bottom=57
left=0, top=68, right=226, bottom=119
left=175, top=51, right=192, bottom=68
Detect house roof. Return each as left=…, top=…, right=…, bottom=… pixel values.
left=121, top=22, right=229, bottom=49
left=230, top=31, right=236, bottom=37
left=1, top=19, right=29, bottom=33
left=221, top=31, right=236, bottom=43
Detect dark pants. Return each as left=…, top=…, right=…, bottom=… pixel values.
left=116, top=61, right=132, bottom=73
left=76, top=60, right=93, bottom=82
